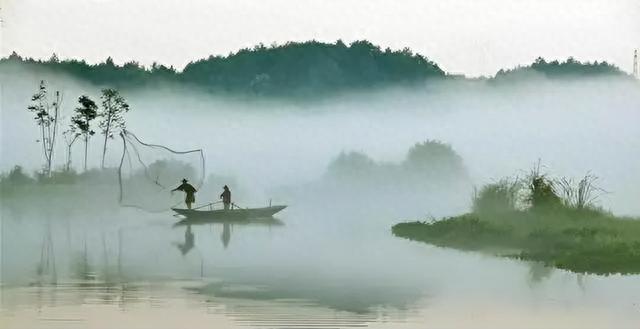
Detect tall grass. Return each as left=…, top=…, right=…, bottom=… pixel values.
left=394, top=163, right=640, bottom=275
left=472, top=163, right=607, bottom=216
left=556, top=173, right=606, bottom=210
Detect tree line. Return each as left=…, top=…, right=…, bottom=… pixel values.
left=494, top=57, right=625, bottom=79
left=27, top=81, right=130, bottom=176
left=2, top=40, right=445, bottom=96
left=2, top=40, right=627, bottom=98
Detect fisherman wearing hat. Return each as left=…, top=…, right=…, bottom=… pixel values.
left=172, top=178, right=197, bottom=209
left=220, top=185, right=232, bottom=210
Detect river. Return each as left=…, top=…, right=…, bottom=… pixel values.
left=0, top=199, right=640, bottom=328
left=1, top=200, right=639, bottom=329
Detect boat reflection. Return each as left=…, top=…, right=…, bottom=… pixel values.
left=172, top=217, right=284, bottom=253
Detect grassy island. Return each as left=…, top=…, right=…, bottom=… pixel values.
left=392, top=166, right=640, bottom=275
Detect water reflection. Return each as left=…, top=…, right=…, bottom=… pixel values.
left=221, top=223, right=230, bottom=248
left=202, top=296, right=386, bottom=329
left=69, top=243, right=96, bottom=281
left=1, top=281, right=407, bottom=329
left=192, top=267, right=426, bottom=314
left=2, top=208, right=640, bottom=328
left=174, top=225, right=195, bottom=255
left=526, top=262, right=554, bottom=286
left=36, top=224, right=58, bottom=284
left=172, top=216, right=284, bottom=251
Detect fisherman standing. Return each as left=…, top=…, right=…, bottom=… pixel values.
left=220, top=185, right=231, bottom=210
left=172, top=178, right=197, bottom=209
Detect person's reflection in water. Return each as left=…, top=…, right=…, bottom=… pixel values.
left=174, top=225, right=195, bottom=255
left=221, top=223, right=231, bottom=249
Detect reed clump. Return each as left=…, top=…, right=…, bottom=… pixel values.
left=393, top=164, right=640, bottom=275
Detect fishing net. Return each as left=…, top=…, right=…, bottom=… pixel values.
left=118, top=130, right=205, bottom=212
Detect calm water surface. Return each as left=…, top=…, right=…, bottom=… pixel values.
left=1, top=202, right=639, bottom=329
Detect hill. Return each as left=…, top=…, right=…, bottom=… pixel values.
left=0, top=40, right=630, bottom=97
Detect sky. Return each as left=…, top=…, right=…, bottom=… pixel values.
left=1, top=0, right=639, bottom=77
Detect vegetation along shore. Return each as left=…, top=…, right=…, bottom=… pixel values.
left=392, top=165, right=640, bottom=275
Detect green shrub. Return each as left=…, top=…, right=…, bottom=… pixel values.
left=472, top=178, right=521, bottom=214
left=0, top=166, right=35, bottom=186
left=404, top=140, right=466, bottom=178
left=524, top=163, right=562, bottom=210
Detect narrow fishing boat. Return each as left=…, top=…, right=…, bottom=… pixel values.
left=172, top=204, right=287, bottom=220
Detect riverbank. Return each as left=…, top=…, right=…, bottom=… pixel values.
left=393, top=167, right=640, bottom=275
left=392, top=208, right=640, bottom=275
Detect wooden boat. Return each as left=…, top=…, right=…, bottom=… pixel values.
left=172, top=205, right=287, bottom=220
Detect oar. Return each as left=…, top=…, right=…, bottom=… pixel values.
left=192, top=201, right=222, bottom=210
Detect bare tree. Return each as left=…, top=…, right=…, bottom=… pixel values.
left=99, top=89, right=130, bottom=168
left=27, top=81, right=61, bottom=176
left=62, top=124, right=80, bottom=171
left=72, top=96, right=98, bottom=171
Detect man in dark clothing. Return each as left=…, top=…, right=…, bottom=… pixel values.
left=172, top=178, right=197, bottom=209
left=220, top=185, right=231, bottom=210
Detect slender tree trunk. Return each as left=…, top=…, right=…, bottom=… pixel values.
left=46, top=118, right=51, bottom=174
left=101, top=136, right=107, bottom=169
left=66, top=144, right=72, bottom=171
left=40, top=123, right=48, bottom=176
left=101, top=119, right=110, bottom=169
left=84, top=135, right=88, bottom=172
left=44, top=101, right=52, bottom=176
left=66, top=135, right=78, bottom=171
left=101, top=100, right=112, bottom=169
left=48, top=92, right=60, bottom=177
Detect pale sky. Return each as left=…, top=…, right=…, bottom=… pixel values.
left=1, top=0, right=639, bottom=76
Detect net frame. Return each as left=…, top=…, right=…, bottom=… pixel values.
left=117, top=129, right=206, bottom=211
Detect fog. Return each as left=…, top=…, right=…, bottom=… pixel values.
left=2, top=65, right=639, bottom=215
left=2, top=65, right=640, bottom=327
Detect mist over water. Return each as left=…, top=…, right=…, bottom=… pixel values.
left=3, top=194, right=640, bottom=328
left=2, top=66, right=640, bottom=328
left=2, top=67, right=639, bottom=215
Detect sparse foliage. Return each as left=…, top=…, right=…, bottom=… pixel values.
left=27, top=81, right=61, bottom=176
left=72, top=95, right=98, bottom=171
left=62, top=123, right=81, bottom=171
left=98, top=89, right=130, bottom=168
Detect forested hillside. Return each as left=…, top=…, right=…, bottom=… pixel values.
left=1, top=40, right=628, bottom=97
